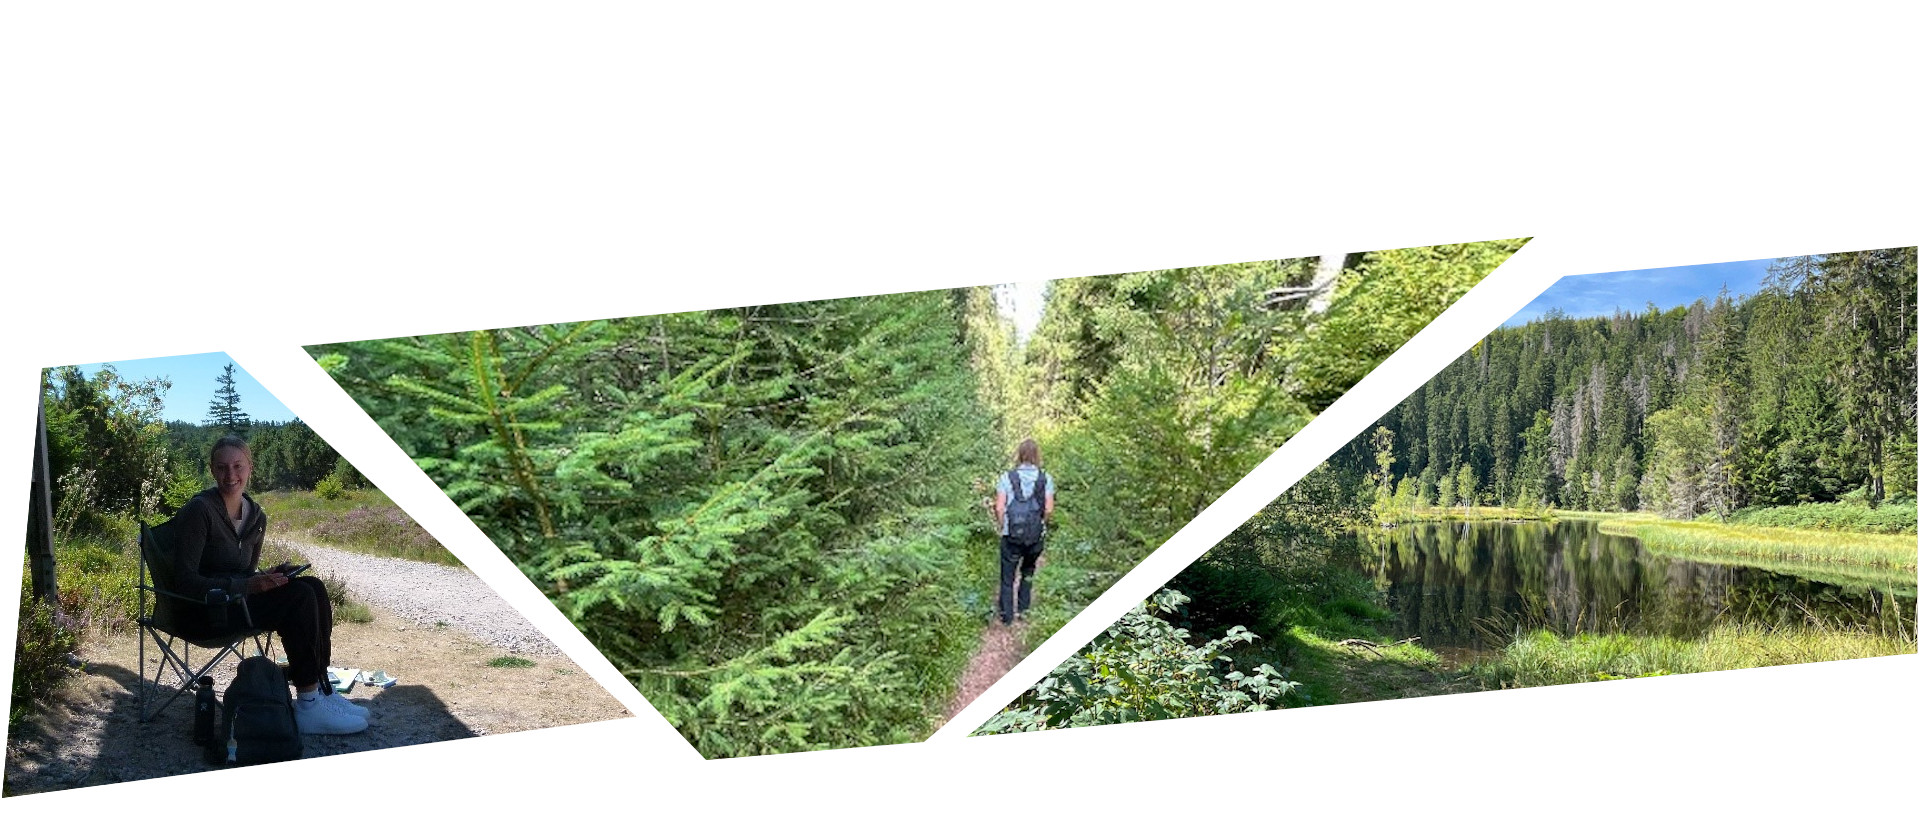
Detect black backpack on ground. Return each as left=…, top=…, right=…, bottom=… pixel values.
left=215, top=654, right=302, bottom=766
left=1005, top=469, right=1048, bottom=547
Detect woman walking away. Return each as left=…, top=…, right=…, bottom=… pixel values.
left=994, top=438, right=1056, bottom=625
left=170, top=435, right=368, bottom=734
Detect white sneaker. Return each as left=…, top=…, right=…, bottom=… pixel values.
left=325, top=691, right=370, bottom=718
left=294, top=694, right=367, bottom=734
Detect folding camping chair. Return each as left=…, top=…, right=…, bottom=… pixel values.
left=135, top=518, right=276, bottom=722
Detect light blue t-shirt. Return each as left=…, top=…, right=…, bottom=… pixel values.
left=996, top=463, right=1056, bottom=537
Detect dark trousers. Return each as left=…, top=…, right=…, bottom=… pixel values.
left=999, top=536, right=1043, bottom=624
left=239, top=576, right=334, bottom=689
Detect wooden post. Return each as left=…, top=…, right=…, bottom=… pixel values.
left=27, top=376, right=58, bottom=602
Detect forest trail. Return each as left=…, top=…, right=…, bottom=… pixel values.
left=941, top=621, right=1029, bottom=728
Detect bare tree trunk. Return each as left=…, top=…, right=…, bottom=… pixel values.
left=28, top=381, right=59, bottom=602
left=1263, top=252, right=1348, bottom=312
left=1307, top=252, right=1344, bottom=315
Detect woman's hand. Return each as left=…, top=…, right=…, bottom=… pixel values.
left=245, top=572, right=290, bottom=594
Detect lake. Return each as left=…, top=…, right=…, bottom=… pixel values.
left=1356, top=519, right=1908, bottom=661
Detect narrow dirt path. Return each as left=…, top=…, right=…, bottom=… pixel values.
left=941, top=621, right=1029, bottom=727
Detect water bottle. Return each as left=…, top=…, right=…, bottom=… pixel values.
left=193, top=676, right=217, bottom=746
left=198, top=676, right=227, bottom=766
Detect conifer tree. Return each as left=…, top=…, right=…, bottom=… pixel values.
left=1340, top=247, right=1917, bottom=516
left=205, top=362, right=251, bottom=435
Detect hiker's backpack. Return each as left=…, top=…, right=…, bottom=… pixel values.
left=216, top=654, right=303, bottom=766
left=1004, top=469, right=1048, bottom=546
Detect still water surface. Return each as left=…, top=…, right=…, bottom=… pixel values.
left=1356, top=519, right=1905, bottom=659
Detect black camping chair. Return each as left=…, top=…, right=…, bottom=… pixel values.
left=135, top=519, right=276, bottom=722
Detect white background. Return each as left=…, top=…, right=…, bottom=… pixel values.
left=3, top=2, right=1912, bottom=818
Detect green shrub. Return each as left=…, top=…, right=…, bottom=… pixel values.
left=314, top=471, right=348, bottom=501
left=977, top=589, right=1297, bottom=733
left=46, top=517, right=141, bottom=636
left=1727, top=500, right=1917, bottom=535
left=11, top=582, right=81, bottom=728
left=161, top=471, right=204, bottom=514
left=320, top=575, right=373, bottom=623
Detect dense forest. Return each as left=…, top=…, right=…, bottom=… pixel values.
left=312, top=239, right=1522, bottom=757
left=984, top=247, right=1917, bottom=735
left=1343, top=248, right=1917, bottom=519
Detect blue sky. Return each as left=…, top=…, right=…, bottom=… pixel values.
left=59, top=352, right=298, bottom=424
left=1503, top=257, right=1777, bottom=327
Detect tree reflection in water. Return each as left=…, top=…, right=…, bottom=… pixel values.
left=1356, top=520, right=1905, bottom=654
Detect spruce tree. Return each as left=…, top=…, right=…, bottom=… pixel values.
left=205, top=362, right=251, bottom=435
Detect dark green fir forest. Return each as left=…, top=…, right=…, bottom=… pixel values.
left=983, top=248, right=1917, bottom=735
left=1361, top=247, right=1916, bottom=519
left=310, top=239, right=1522, bottom=757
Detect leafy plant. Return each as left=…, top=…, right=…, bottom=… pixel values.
left=11, top=581, right=81, bottom=728
left=313, top=471, right=348, bottom=501
left=977, top=589, right=1295, bottom=733
left=313, top=292, right=1001, bottom=757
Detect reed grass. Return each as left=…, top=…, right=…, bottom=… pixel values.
left=1597, top=516, right=1917, bottom=571
left=1471, top=623, right=1915, bottom=689
left=1392, top=505, right=1557, bottom=523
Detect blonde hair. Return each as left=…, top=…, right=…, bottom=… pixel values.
left=210, top=434, right=252, bottom=464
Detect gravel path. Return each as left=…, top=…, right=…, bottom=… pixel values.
left=270, top=537, right=563, bottom=657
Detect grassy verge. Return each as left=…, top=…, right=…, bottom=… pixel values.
left=1594, top=513, right=1917, bottom=572
left=1728, top=499, right=1917, bottom=535
left=255, top=488, right=457, bottom=566
left=1194, top=565, right=1466, bottom=708
left=1471, top=623, right=1916, bottom=689
left=1264, top=620, right=1459, bottom=707
left=1383, top=505, right=1556, bottom=524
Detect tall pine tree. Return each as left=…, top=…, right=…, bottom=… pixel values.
left=204, top=362, right=251, bottom=436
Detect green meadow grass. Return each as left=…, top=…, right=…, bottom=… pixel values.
left=256, top=488, right=458, bottom=565
left=1393, top=505, right=1557, bottom=523
left=1596, top=515, right=1917, bottom=572
left=1471, top=623, right=1915, bottom=689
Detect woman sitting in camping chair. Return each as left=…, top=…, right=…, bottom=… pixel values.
left=169, top=434, right=368, bottom=735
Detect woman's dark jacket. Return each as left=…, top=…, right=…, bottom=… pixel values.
left=170, top=487, right=268, bottom=602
